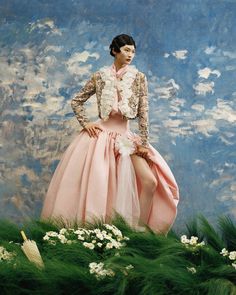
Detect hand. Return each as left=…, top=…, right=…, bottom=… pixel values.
left=136, top=145, right=153, bottom=166
left=136, top=145, right=149, bottom=159
left=84, top=122, right=103, bottom=138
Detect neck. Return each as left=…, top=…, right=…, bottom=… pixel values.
left=113, top=59, right=127, bottom=72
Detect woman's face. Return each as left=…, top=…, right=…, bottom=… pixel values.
left=113, top=45, right=136, bottom=65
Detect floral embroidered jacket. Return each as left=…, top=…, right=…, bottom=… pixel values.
left=71, top=65, right=149, bottom=147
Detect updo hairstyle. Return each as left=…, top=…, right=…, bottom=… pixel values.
left=109, top=34, right=136, bottom=57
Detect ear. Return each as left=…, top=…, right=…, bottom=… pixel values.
left=112, top=48, right=117, bottom=56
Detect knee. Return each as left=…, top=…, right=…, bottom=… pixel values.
left=142, top=177, right=158, bottom=193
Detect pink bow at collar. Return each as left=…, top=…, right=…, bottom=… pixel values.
left=110, top=63, right=129, bottom=79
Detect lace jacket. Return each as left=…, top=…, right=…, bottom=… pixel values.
left=71, top=65, right=149, bottom=147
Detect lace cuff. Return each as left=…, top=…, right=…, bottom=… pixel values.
left=138, top=73, right=149, bottom=147
left=71, top=74, right=96, bottom=128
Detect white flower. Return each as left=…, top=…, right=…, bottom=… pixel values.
left=197, top=241, right=205, bottom=247
left=94, top=229, right=101, bottom=234
left=42, top=224, right=129, bottom=252
left=220, top=248, right=229, bottom=256
left=83, top=242, right=95, bottom=250
left=96, top=233, right=104, bottom=240
left=59, top=228, right=67, bottom=235
left=232, top=263, right=236, bottom=269
left=187, top=267, right=197, bottom=274
left=105, top=235, right=112, bottom=241
left=105, top=242, right=113, bottom=249
left=229, top=251, right=236, bottom=261
left=89, top=262, right=104, bottom=274
left=77, top=235, right=85, bottom=241
left=46, top=231, right=58, bottom=237
left=125, top=264, right=134, bottom=270
left=181, top=235, right=189, bottom=244
left=104, top=224, right=113, bottom=231
left=105, top=269, right=115, bottom=277
left=111, top=228, right=123, bottom=238
left=57, top=234, right=68, bottom=244
left=181, top=235, right=205, bottom=248
left=74, top=229, right=85, bottom=235
left=115, top=135, right=136, bottom=156
left=89, top=262, right=99, bottom=269
left=189, top=236, right=198, bottom=245
left=89, top=261, right=115, bottom=279
left=0, top=246, right=16, bottom=262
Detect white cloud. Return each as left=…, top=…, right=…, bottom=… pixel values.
left=28, top=19, right=62, bottom=35
left=230, top=183, right=236, bottom=191
left=154, top=79, right=180, bottom=99
left=19, top=47, right=35, bottom=60
left=225, top=162, right=236, bottom=168
left=206, top=99, right=236, bottom=124
left=71, top=51, right=100, bottom=63
left=191, top=119, right=218, bottom=136
left=225, top=65, right=236, bottom=71
left=191, top=104, right=205, bottom=112
left=193, top=81, right=215, bottom=95
left=164, top=53, right=170, bottom=58
left=172, top=50, right=188, bottom=60
left=163, top=119, right=183, bottom=128
left=0, top=56, right=18, bottom=86
left=194, top=159, right=205, bottom=165
left=222, top=50, right=236, bottom=59
left=204, top=46, right=216, bottom=55
left=163, top=50, right=188, bottom=59
left=209, top=174, right=233, bottom=187
left=44, top=45, right=62, bottom=53
left=198, top=67, right=221, bottom=79
left=84, top=41, right=97, bottom=50
left=219, top=135, right=235, bottom=145
left=66, top=51, right=99, bottom=76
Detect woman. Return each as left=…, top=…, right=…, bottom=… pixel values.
left=41, top=34, right=180, bottom=234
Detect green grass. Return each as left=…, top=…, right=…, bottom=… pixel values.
left=0, top=214, right=235, bottom=295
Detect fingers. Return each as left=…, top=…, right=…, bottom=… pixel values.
left=88, top=127, right=99, bottom=137
left=95, top=125, right=104, bottom=132
left=89, top=127, right=97, bottom=137
left=136, top=146, right=149, bottom=159
left=136, top=151, right=149, bottom=159
left=85, top=124, right=103, bottom=138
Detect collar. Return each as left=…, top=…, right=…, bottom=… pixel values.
left=110, top=63, right=129, bottom=79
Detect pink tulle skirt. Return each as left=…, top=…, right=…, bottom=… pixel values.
left=41, top=112, right=179, bottom=234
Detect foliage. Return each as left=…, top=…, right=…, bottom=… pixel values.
left=0, top=214, right=235, bottom=295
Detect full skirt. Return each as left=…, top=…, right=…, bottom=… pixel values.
left=41, top=113, right=180, bottom=234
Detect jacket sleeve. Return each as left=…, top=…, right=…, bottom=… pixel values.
left=71, top=74, right=96, bottom=128
left=138, top=73, right=149, bottom=147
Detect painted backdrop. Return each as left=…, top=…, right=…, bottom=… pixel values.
left=0, top=0, right=235, bottom=232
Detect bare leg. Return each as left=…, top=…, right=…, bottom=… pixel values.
left=130, top=154, right=158, bottom=225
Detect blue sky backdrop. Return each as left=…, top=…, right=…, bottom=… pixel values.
left=0, top=0, right=235, bottom=232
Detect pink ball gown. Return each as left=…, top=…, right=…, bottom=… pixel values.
left=41, top=64, right=180, bottom=234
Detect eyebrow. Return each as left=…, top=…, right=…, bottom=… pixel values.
left=124, top=47, right=136, bottom=52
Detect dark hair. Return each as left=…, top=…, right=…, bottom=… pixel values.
left=109, top=34, right=136, bottom=57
